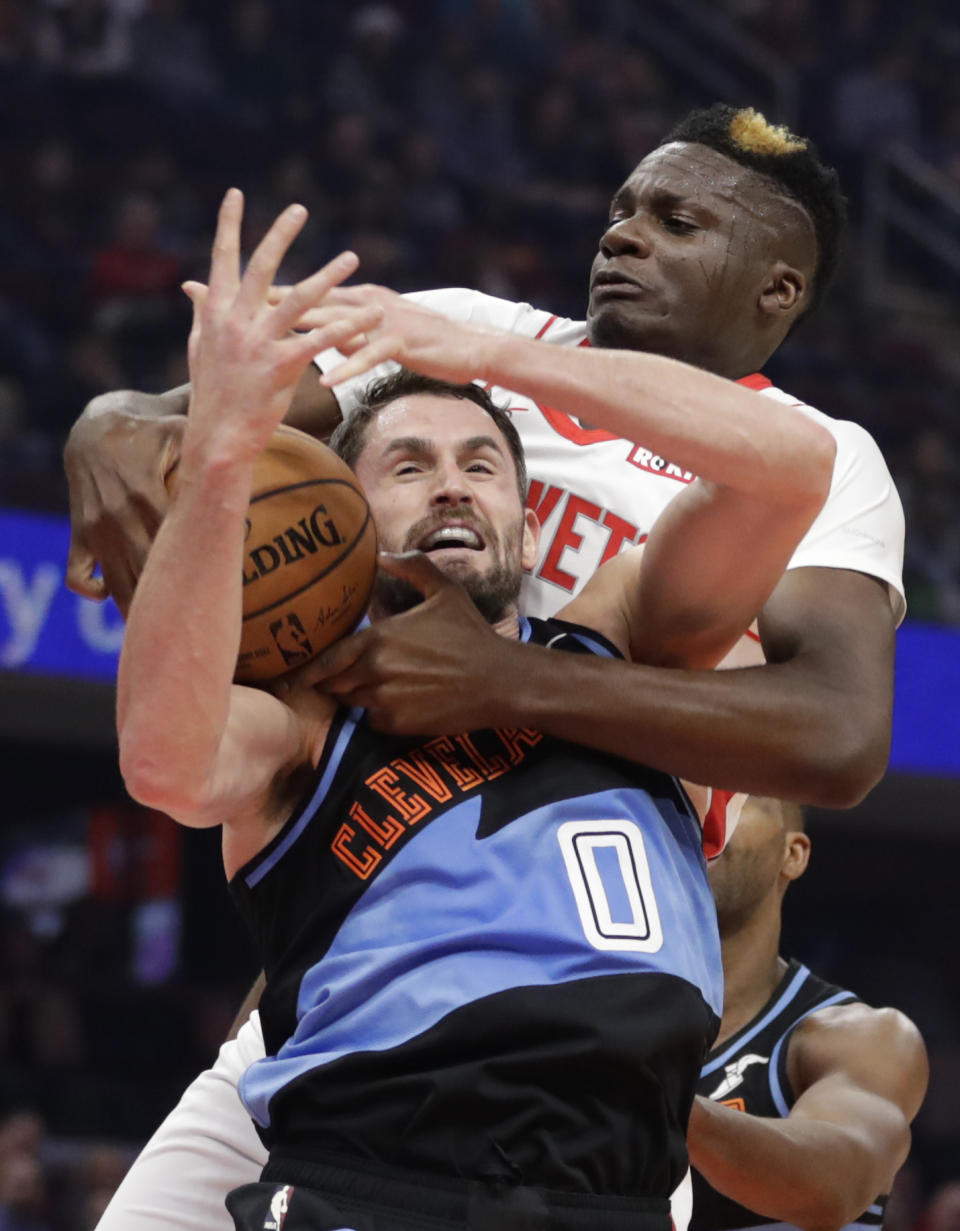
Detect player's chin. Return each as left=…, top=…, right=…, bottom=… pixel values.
left=586, top=299, right=671, bottom=350
left=427, top=548, right=488, bottom=581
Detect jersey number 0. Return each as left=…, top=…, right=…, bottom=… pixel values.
left=558, top=819, right=663, bottom=953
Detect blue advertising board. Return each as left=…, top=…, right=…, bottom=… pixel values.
left=1, top=510, right=958, bottom=775
left=0, top=510, right=124, bottom=683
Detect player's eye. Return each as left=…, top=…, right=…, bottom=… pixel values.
left=466, top=461, right=495, bottom=474
left=662, top=215, right=697, bottom=234
left=395, top=462, right=423, bottom=476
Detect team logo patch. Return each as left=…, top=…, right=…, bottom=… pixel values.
left=708, top=1053, right=768, bottom=1099
left=264, top=1184, right=293, bottom=1230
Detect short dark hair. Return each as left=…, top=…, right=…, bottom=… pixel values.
left=329, top=368, right=528, bottom=498
left=663, top=104, right=847, bottom=317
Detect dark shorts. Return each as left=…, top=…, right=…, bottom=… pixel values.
left=226, top=1153, right=672, bottom=1231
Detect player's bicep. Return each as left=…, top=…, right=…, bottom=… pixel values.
left=789, top=1006, right=929, bottom=1123
left=786, top=1005, right=928, bottom=1184
left=628, top=479, right=821, bottom=669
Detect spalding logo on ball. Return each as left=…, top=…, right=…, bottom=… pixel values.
left=237, top=425, right=377, bottom=681
left=167, top=425, right=377, bottom=683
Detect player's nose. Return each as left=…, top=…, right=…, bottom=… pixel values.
left=599, top=215, right=654, bottom=260
left=429, top=459, right=472, bottom=505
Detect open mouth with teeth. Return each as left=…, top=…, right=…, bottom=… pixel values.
left=418, top=524, right=486, bottom=552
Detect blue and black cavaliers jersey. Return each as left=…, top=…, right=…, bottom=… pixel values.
left=229, top=616, right=723, bottom=1204
left=691, top=959, right=885, bottom=1231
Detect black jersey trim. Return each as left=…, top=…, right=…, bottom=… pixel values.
left=536, top=616, right=624, bottom=660
left=700, top=963, right=811, bottom=1077
left=239, top=706, right=363, bottom=889
left=767, top=988, right=858, bottom=1115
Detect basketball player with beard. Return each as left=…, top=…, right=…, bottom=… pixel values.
left=117, top=188, right=836, bottom=1231
left=78, top=106, right=907, bottom=1231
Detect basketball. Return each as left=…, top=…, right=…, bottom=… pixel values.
left=167, top=425, right=377, bottom=682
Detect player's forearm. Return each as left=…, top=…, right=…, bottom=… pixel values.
left=75, top=365, right=337, bottom=435
left=117, top=451, right=254, bottom=818
left=492, top=648, right=877, bottom=806
left=80, top=383, right=192, bottom=423
left=479, top=333, right=835, bottom=506
left=688, top=1098, right=894, bottom=1231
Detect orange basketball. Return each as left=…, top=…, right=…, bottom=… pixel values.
left=167, top=425, right=377, bottom=683
left=235, top=425, right=377, bottom=681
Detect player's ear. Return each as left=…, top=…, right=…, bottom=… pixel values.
left=759, top=261, right=807, bottom=318
left=782, top=831, right=810, bottom=882
left=521, top=508, right=540, bottom=571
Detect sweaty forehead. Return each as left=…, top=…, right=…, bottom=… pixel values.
left=620, top=142, right=755, bottom=207
left=617, top=141, right=816, bottom=257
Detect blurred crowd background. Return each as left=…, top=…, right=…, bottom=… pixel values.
left=1, top=1, right=959, bottom=1228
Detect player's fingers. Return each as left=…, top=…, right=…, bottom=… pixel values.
left=320, top=334, right=403, bottom=385
left=181, top=280, right=208, bottom=306
left=269, top=251, right=360, bottom=336
left=65, top=540, right=108, bottom=601
left=376, top=551, right=457, bottom=601
left=235, top=203, right=308, bottom=315
left=281, top=309, right=384, bottom=369
left=207, top=188, right=244, bottom=306
left=290, top=629, right=373, bottom=687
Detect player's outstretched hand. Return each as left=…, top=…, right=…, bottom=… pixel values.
left=286, top=552, right=526, bottom=735
left=180, top=189, right=381, bottom=462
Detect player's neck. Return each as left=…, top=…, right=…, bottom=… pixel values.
left=715, top=897, right=787, bottom=1047
left=492, top=608, right=522, bottom=640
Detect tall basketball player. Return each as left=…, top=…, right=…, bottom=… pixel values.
left=117, top=188, right=835, bottom=1231
left=79, top=106, right=907, bottom=1231
left=67, top=104, right=903, bottom=808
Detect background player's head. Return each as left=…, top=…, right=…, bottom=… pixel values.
left=330, top=369, right=538, bottom=624
left=708, top=796, right=811, bottom=937
left=587, top=103, right=846, bottom=380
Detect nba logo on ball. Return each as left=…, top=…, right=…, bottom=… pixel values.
left=235, top=426, right=377, bottom=683
left=269, top=613, right=314, bottom=666
left=263, top=1184, right=292, bottom=1230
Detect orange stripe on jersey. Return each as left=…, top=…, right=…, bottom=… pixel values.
left=737, top=373, right=772, bottom=391
left=534, top=314, right=558, bottom=340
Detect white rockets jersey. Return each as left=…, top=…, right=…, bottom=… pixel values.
left=318, top=288, right=906, bottom=627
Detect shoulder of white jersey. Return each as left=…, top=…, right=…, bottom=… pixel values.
left=400, top=287, right=587, bottom=344
left=761, top=385, right=907, bottom=627
left=315, top=290, right=586, bottom=415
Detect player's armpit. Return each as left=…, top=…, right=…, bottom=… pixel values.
left=557, top=547, right=643, bottom=659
